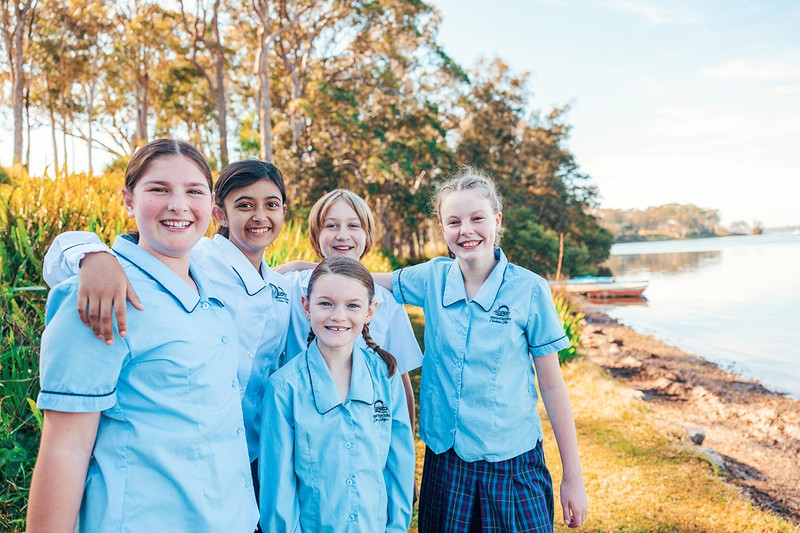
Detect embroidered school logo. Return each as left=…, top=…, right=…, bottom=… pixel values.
left=373, top=400, right=390, bottom=423
left=270, top=283, right=289, bottom=304
left=490, top=304, right=511, bottom=325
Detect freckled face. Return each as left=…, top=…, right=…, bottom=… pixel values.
left=317, top=200, right=367, bottom=260
left=213, top=179, right=286, bottom=267
left=303, top=273, right=376, bottom=355
left=123, top=155, right=212, bottom=263
left=439, top=189, right=501, bottom=263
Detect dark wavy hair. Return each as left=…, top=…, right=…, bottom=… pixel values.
left=213, top=159, right=287, bottom=238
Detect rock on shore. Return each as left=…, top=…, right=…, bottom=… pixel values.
left=579, top=307, right=800, bottom=525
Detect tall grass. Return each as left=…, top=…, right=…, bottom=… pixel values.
left=0, top=170, right=580, bottom=531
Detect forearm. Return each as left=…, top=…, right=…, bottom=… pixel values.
left=401, top=372, right=416, bottom=431
left=540, top=378, right=583, bottom=481
left=27, top=411, right=100, bottom=533
left=373, top=272, right=393, bottom=291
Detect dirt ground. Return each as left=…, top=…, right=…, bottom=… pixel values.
left=578, top=305, right=800, bottom=526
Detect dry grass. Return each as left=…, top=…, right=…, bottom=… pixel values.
left=404, top=301, right=795, bottom=531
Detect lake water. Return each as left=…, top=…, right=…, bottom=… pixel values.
left=594, top=233, right=800, bottom=398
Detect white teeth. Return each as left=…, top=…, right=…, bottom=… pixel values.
left=326, top=326, right=348, bottom=331
left=460, top=240, right=480, bottom=247
left=163, top=220, right=190, bottom=228
left=248, top=227, right=270, bottom=235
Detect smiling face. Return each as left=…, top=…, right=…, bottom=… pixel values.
left=123, top=154, right=212, bottom=266
left=439, top=188, right=502, bottom=265
left=213, top=179, right=286, bottom=268
left=303, top=272, right=376, bottom=357
left=316, top=199, right=368, bottom=260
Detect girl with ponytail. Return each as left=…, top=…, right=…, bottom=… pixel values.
left=259, top=256, right=414, bottom=532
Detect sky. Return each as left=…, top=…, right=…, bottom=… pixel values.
left=430, top=0, right=800, bottom=228
left=2, top=0, right=798, bottom=227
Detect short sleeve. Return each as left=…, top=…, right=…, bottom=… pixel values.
left=525, top=278, right=571, bottom=357
left=380, top=296, right=423, bottom=374
left=391, top=260, right=433, bottom=307
left=37, top=280, right=129, bottom=412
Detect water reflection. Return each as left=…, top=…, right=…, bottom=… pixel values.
left=607, top=250, right=720, bottom=276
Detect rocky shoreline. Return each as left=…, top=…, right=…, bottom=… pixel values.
left=578, top=305, right=800, bottom=526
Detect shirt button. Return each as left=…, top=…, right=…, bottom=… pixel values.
left=460, top=328, right=467, bottom=335
left=248, top=351, right=254, bottom=359
left=456, top=360, right=462, bottom=368
left=245, top=477, right=251, bottom=488
left=231, top=380, right=237, bottom=389
left=201, top=302, right=210, bottom=310
left=237, top=427, right=244, bottom=437
left=221, top=336, right=229, bottom=344
left=346, top=478, right=354, bottom=486
left=348, top=514, right=356, bottom=522
left=345, top=441, right=352, bottom=449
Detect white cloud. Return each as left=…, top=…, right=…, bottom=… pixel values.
left=600, top=0, right=697, bottom=25
left=703, top=55, right=800, bottom=82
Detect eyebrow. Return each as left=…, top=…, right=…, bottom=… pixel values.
left=233, top=194, right=282, bottom=202
left=146, top=180, right=209, bottom=188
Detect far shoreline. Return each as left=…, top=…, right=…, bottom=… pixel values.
left=577, top=303, right=800, bottom=525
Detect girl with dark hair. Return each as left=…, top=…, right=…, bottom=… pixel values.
left=27, top=139, right=258, bottom=532
left=259, top=256, right=414, bottom=532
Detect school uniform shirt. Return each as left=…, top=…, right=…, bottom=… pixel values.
left=392, top=248, right=572, bottom=462
left=283, top=268, right=424, bottom=373
left=194, top=235, right=292, bottom=461
left=259, top=341, right=415, bottom=533
left=37, top=235, right=258, bottom=532
left=42, top=231, right=293, bottom=462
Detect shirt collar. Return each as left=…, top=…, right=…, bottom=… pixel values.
left=112, top=234, right=213, bottom=313
left=442, top=248, right=508, bottom=312
left=211, top=235, right=268, bottom=296
left=307, top=340, right=376, bottom=414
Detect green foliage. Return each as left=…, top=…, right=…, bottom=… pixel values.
left=552, top=294, right=584, bottom=365
left=599, top=203, right=721, bottom=242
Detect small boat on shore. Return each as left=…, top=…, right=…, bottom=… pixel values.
left=550, top=276, right=648, bottom=298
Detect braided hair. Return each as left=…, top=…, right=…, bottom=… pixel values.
left=305, top=256, right=398, bottom=376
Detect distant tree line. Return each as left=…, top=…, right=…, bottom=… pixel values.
left=0, top=0, right=611, bottom=273
left=598, top=204, right=721, bottom=242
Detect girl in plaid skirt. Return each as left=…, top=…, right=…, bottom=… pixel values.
left=378, top=167, right=588, bottom=532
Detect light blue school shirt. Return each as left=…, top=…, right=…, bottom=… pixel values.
left=283, top=269, right=423, bottom=374
left=42, top=231, right=293, bottom=461
left=194, top=235, right=292, bottom=460
left=259, top=341, right=415, bottom=533
left=392, top=248, right=571, bottom=462
left=37, top=235, right=258, bottom=532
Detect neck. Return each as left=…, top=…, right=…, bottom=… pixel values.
left=317, top=342, right=353, bottom=402
left=139, top=244, right=197, bottom=290
left=458, top=250, right=498, bottom=300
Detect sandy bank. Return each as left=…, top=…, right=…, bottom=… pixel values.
left=578, top=304, right=800, bottom=526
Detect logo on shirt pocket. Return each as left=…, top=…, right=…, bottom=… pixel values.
left=373, top=400, right=390, bottom=423
left=270, top=283, right=289, bottom=304
left=490, top=304, right=511, bottom=325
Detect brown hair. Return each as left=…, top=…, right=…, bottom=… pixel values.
left=125, top=138, right=212, bottom=192
left=308, top=189, right=375, bottom=259
left=433, top=165, right=504, bottom=245
left=305, top=256, right=397, bottom=376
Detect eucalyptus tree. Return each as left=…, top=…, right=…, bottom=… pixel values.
left=0, top=0, right=36, bottom=168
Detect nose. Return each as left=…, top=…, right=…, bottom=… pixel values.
left=252, top=206, right=266, bottom=222
left=167, top=192, right=189, bottom=213
left=330, top=305, right=346, bottom=321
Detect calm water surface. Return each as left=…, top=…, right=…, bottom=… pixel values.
left=596, top=233, right=800, bottom=398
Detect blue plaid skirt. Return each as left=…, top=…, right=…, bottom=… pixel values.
left=418, top=442, right=554, bottom=533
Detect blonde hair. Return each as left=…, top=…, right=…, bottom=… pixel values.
left=308, top=189, right=376, bottom=259
left=305, top=257, right=397, bottom=376
left=433, top=166, right=504, bottom=245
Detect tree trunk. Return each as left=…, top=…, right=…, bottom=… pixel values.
left=254, top=0, right=273, bottom=162
left=4, top=0, right=35, bottom=168
left=49, top=105, right=59, bottom=178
